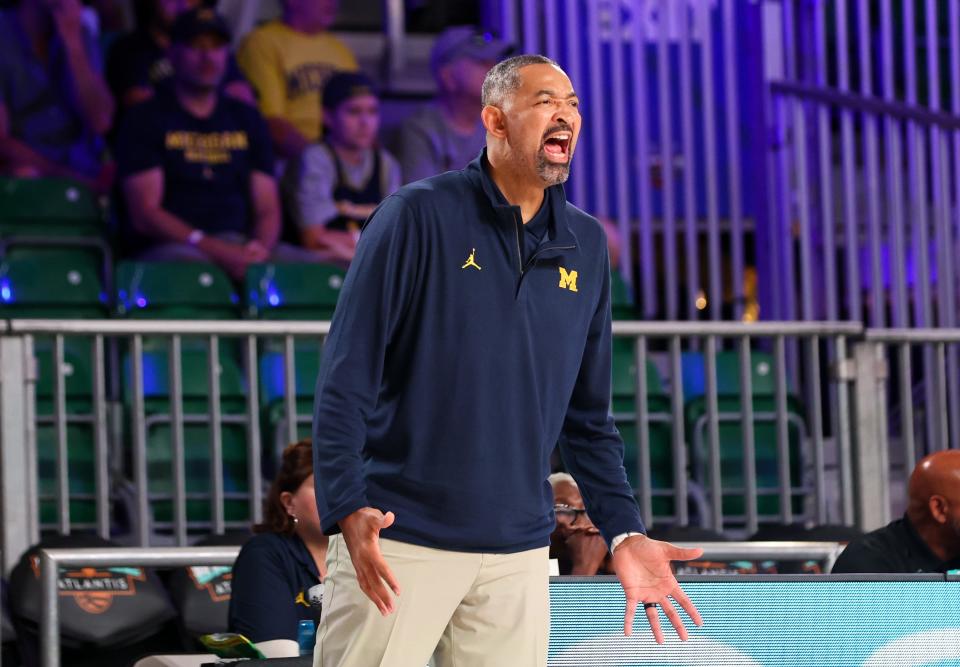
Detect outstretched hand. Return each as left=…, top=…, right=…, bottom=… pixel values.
left=338, top=507, right=401, bottom=615
left=610, top=535, right=704, bottom=642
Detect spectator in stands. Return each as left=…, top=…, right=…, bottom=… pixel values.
left=106, top=0, right=254, bottom=110
left=398, top=26, right=512, bottom=184
left=116, top=8, right=309, bottom=282
left=237, top=0, right=358, bottom=161
left=0, top=0, right=114, bottom=191
left=549, top=473, right=611, bottom=576
left=286, top=71, right=401, bottom=265
left=832, top=450, right=960, bottom=573
left=230, top=440, right=325, bottom=647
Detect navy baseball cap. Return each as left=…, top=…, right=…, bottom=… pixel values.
left=430, top=26, right=514, bottom=75
left=323, top=71, right=379, bottom=109
left=170, top=7, right=231, bottom=45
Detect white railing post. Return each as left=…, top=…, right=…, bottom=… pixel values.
left=850, top=341, right=891, bottom=531
left=0, top=334, right=36, bottom=575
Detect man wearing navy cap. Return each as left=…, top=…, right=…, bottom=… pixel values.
left=398, top=26, right=513, bottom=183
left=115, top=8, right=310, bottom=281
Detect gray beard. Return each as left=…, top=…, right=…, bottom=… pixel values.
left=536, top=149, right=571, bottom=185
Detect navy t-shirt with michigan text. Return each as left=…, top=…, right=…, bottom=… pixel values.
left=115, top=90, right=274, bottom=251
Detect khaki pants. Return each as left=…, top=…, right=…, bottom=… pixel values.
left=314, top=536, right=549, bottom=667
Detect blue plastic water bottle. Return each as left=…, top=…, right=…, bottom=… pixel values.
left=298, top=619, right=316, bottom=656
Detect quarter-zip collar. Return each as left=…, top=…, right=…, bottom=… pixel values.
left=464, top=149, right=580, bottom=253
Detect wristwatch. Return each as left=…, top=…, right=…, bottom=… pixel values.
left=611, top=532, right=645, bottom=554
left=187, top=229, right=205, bottom=246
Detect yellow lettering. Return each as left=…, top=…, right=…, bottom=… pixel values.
left=558, top=267, right=578, bottom=292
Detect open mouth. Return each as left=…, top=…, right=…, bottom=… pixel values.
left=542, top=132, right=572, bottom=162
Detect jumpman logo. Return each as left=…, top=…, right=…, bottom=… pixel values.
left=461, top=248, right=482, bottom=271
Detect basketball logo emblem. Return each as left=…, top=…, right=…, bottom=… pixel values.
left=75, top=592, right=113, bottom=614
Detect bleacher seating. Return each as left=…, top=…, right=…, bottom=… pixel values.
left=246, top=263, right=345, bottom=460
left=34, top=339, right=98, bottom=528
left=116, top=261, right=250, bottom=532
left=0, top=177, right=103, bottom=237
left=0, top=178, right=112, bottom=299
left=0, top=177, right=817, bottom=543
left=0, top=242, right=105, bottom=532
left=123, top=347, right=251, bottom=529
left=681, top=351, right=806, bottom=520
left=116, top=261, right=239, bottom=320
left=245, top=262, right=345, bottom=320
left=611, top=344, right=676, bottom=519
left=0, top=248, right=107, bottom=319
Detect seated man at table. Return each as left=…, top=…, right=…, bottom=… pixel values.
left=548, top=472, right=611, bottom=576
left=832, top=450, right=960, bottom=573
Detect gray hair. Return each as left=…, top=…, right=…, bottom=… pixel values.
left=481, top=54, right=561, bottom=108
left=548, top=472, right=576, bottom=489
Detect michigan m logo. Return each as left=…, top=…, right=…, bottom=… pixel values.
left=558, top=267, right=578, bottom=292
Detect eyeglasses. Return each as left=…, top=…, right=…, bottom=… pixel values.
left=553, top=504, right=588, bottom=525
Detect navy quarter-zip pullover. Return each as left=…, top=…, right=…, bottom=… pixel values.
left=313, top=150, right=645, bottom=553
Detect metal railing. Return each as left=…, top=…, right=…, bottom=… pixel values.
left=34, top=542, right=844, bottom=667
left=768, top=0, right=960, bottom=467
left=769, top=72, right=960, bottom=331
left=611, top=321, right=864, bottom=534
left=863, top=329, right=960, bottom=461
left=37, top=546, right=240, bottom=667
left=0, top=320, right=329, bottom=574
left=0, top=320, right=869, bottom=570
left=0, top=318, right=943, bottom=578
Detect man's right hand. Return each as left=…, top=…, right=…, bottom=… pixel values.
left=197, top=236, right=253, bottom=281
left=338, top=507, right=402, bottom=615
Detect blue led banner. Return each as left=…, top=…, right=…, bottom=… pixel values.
left=549, top=576, right=960, bottom=666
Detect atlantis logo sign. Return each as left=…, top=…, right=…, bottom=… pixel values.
left=30, top=556, right=146, bottom=614
left=57, top=566, right=145, bottom=614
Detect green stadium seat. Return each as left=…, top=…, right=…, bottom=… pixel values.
left=0, top=248, right=107, bottom=318
left=33, top=338, right=94, bottom=406
left=610, top=270, right=635, bottom=320
left=37, top=425, right=98, bottom=527
left=258, top=345, right=320, bottom=463
left=0, top=177, right=103, bottom=236
left=122, top=345, right=253, bottom=529
left=116, top=261, right=239, bottom=319
left=147, top=425, right=251, bottom=526
left=245, top=263, right=337, bottom=460
left=0, top=179, right=112, bottom=294
left=127, top=346, right=247, bottom=410
left=32, top=337, right=99, bottom=530
left=681, top=351, right=806, bottom=521
left=245, top=262, right=346, bottom=320
left=611, top=340, right=676, bottom=518
left=115, top=260, right=244, bottom=530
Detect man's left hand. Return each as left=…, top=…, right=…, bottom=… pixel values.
left=610, top=534, right=704, bottom=642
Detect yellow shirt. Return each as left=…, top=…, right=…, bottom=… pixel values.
left=237, top=21, right=358, bottom=142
